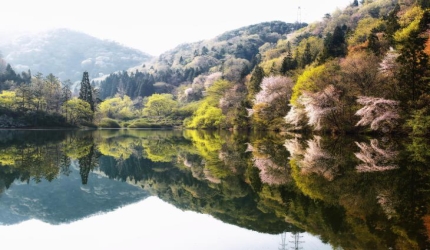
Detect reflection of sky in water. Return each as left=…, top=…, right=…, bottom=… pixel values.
left=0, top=196, right=331, bottom=250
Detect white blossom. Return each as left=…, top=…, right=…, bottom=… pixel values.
left=355, top=96, right=400, bottom=132
left=302, top=85, right=341, bottom=130
left=254, top=76, right=294, bottom=105
left=284, top=104, right=306, bottom=128
left=379, top=47, right=399, bottom=76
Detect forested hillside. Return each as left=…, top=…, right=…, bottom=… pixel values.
left=98, top=21, right=306, bottom=99
left=0, top=0, right=429, bottom=135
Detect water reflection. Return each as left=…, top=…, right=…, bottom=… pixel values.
left=0, top=129, right=429, bottom=249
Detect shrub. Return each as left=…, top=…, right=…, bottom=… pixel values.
left=98, top=118, right=121, bottom=128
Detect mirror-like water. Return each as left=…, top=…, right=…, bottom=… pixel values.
left=0, top=129, right=429, bottom=250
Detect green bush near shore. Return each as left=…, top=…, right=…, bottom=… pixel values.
left=98, top=118, right=121, bottom=128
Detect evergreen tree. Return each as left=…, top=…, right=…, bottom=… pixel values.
left=280, top=41, right=297, bottom=75
left=201, top=46, right=209, bottom=55
left=367, top=31, right=381, bottom=55
left=78, top=71, right=94, bottom=111
left=396, top=11, right=430, bottom=107
left=302, top=43, right=313, bottom=67
left=384, top=4, right=400, bottom=46
left=320, top=26, right=347, bottom=62
left=331, top=26, right=347, bottom=57
left=247, top=66, right=265, bottom=102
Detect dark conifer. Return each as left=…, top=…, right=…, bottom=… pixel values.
left=78, top=71, right=94, bottom=111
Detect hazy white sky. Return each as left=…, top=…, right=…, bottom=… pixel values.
left=0, top=197, right=332, bottom=250
left=1, top=0, right=352, bottom=56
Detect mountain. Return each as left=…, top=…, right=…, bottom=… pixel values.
left=98, top=21, right=306, bottom=99
left=0, top=29, right=153, bottom=84
left=0, top=160, right=150, bottom=225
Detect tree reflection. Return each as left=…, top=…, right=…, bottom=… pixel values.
left=354, top=139, right=398, bottom=172
left=0, top=130, right=429, bottom=249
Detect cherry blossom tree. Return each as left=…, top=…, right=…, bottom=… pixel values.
left=254, top=76, right=294, bottom=105
left=284, top=104, right=307, bottom=129
left=379, top=47, right=399, bottom=76
left=355, top=96, right=400, bottom=132
left=249, top=75, right=295, bottom=129
left=302, top=85, right=342, bottom=130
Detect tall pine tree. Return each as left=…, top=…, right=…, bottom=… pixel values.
left=79, top=71, right=94, bottom=111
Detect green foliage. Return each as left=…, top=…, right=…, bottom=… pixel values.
left=176, top=101, right=200, bottom=117
left=205, top=79, right=234, bottom=106
left=348, top=18, right=383, bottom=47
left=0, top=90, right=16, bottom=109
left=127, top=117, right=181, bottom=128
left=280, top=41, right=298, bottom=75
left=98, top=95, right=135, bottom=120
left=0, top=107, right=70, bottom=128
left=184, top=79, right=234, bottom=129
left=395, top=19, right=421, bottom=45
left=78, top=72, right=94, bottom=111
left=246, top=66, right=265, bottom=100
left=396, top=10, right=429, bottom=106
left=406, top=108, right=430, bottom=137
left=98, top=118, right=121, bottom=128
left=291, top=65, right=325, bottom=105
left=320, top=26, right=347, bottom=62
left=185, top=101, right=224, bottom=129
left=143, top=93, right=178, bottom=116
left=62, top=98, right=93, bottom=126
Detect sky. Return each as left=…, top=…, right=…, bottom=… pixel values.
left=0, top=197, right=332, bottom=250
left=1, top=0, right=352, bottom=56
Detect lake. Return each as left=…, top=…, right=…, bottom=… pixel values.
left=0, top=129, right=429, bottom=250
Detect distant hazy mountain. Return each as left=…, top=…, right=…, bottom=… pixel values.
left=0, top=28, right=153, bottom=83
left=0, top=161, right=149, bottom=225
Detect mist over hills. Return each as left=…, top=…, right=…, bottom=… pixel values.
left=0, top=29, right=153, bottom=83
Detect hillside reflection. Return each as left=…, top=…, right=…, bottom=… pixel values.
left=0, top=129, right=429, bottom=249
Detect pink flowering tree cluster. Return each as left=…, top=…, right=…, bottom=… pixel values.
left=355, top=96, right=400, bottom=133
left=285, top=85, right=343, bottom=131
left=248, top=75, right=294, bottom=129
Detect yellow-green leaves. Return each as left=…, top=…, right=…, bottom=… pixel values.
left=98, top=95, right=135, bottom=120
left=394, top=6, right=424, bottom=44
left=291, top=65, right=325, bottom=105
left=0, top=90, right=16, bottom=109
left=348, top=17, right=383, bottom=46
left=143, top=93, right=178, bottom=117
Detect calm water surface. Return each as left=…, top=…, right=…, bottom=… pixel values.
left=0, top=129, right=429, bottom=250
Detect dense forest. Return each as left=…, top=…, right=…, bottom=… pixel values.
left=0, top=0, right=429, bottom=136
